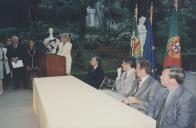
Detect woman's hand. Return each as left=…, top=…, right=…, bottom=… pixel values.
left=116, top=67, right=122, bottom=80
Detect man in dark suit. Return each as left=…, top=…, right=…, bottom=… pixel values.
left=85, top=56, right=104, bottom=89
left=7, top=36, right=28, bottom=89
left=122, top=60, right=161, bottom=113
left=147, top=66, right=196, bottom=128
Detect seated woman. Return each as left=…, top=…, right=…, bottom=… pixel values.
left=85, top=56, right=105, bottom=89
left=25, top=40, right=39, bottom=88
left=102, top=57, right=136, bottom=101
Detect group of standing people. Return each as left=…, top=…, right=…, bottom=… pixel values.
left=85, top=57, right=196, bottom=128
left=0, top=36, right=40, bottom=95
left=0, top=30, right=73, bottom=95
left=0, top=36, right=27, bottom=94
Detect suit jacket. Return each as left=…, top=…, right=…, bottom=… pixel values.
left=85, top=66, right=105, bottom=89
left=147, top=86, right=196, bottom=128
left=57, top=42, right=72, bottom=59
left=182, top=72, right=196, bottom=97
left=7, top=44, right=26, bottom=69
left=115, top=69, right=136, bottom=96
left=127, top=76, right=161, bottom=113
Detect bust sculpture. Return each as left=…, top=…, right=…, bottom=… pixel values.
left=43, top=28, right=60, bottom=54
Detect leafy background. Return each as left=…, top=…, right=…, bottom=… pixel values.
left=0, top=0, right=195, bottom=80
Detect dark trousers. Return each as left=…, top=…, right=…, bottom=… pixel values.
left=26, top=70, right=39, bottom=89
left=12, top=67, right=28, bottom=89
left=3, top=73, right=11, bottom=89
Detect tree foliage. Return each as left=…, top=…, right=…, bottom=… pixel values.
left=0, top=0, right=195, bottom=49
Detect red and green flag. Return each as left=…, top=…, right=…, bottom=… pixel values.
left=163, top=7, right=181, bottom=67
left=131, top=18, right=142, bottom=60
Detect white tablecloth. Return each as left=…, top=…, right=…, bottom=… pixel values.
left=33, top=76, right=156, bottom=128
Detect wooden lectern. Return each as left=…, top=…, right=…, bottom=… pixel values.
left=39, top=54, right=66, bottom=77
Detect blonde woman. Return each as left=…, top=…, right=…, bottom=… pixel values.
left=57, top=33, right=72, bottom=75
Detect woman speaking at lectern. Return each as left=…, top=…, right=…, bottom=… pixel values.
left=57, top=33, right=72, bottom=75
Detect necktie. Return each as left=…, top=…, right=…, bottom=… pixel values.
left=124, top=73, right=127, bottom=80
left=132, top=79, right=141, bottom=96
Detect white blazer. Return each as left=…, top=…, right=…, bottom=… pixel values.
left=57, top=42, right=72, bottom=74
left=2, top=48, right=10, bottom=75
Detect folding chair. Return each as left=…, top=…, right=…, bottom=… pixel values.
left=99, top=76, right=116, bottom=91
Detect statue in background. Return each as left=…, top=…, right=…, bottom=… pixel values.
left=138, top=16, right=147, bottom=57
left=87, top=6, right=96, bottom=27
left=43, top=28, right=60, bottom=54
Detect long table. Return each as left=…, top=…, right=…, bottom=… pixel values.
left=33, top=76, right=156, bottom=128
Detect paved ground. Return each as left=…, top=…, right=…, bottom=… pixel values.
left=0, top=89, right=39, bottom=128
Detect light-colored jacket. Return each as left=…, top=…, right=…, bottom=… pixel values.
left=147, top=86, right=196, bottom=128
left=57, top=42, right=72, bottom=74
left=0, top=48, right=4, bottom=80
left=2, top=48, right=10, bottom=75
left=115, top=69, right=136, bottom=96
left=127, top=76, right=161, bottom=113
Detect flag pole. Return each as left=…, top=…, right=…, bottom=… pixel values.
left=130, top=4, right=139, bottom=57
left=135, top=4, right=138, bottom=23
left=150, top=2, right=154, bottom=24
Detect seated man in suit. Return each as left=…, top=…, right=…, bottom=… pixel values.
left=85, top=56, right=104, bottom=89
left=102, top=57, right=136, bottom=100
left=147, top=66, right=196, bottom=128
left=122, top=60, right=161, bottom=113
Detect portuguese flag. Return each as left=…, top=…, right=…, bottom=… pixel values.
left=163, top=7, right=181, bottom=67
